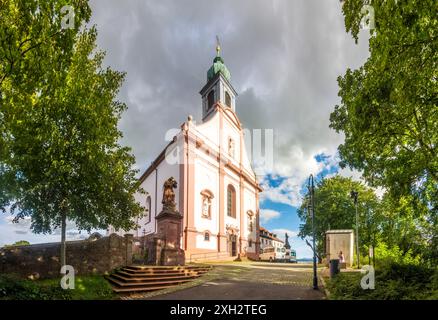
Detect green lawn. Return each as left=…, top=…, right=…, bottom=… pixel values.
left=0, top=274, right=116, bottom=300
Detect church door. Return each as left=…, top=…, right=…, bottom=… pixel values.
left=231, top=238, right=237, bottom=256
left=228, top=234, right=237, bottom=257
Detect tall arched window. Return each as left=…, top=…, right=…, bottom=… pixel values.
left=145, top=196, right=151, bottom=224
left=227, top=185, right=236, bottom=218
left=225, top=91, right=231, bottom=107
left=207, top=90, right=215, bottom=111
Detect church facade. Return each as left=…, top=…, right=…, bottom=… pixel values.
left=110, top=45, right=262, bottom=261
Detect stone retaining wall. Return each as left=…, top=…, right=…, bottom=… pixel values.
left=0, top=233, right=133, bottom=279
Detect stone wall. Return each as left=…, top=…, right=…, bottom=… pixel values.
left=0, top=233, right=133, bottom=279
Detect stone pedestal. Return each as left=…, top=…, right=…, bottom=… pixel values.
left=147, top=236, right=163, bottom=265
left=124, top=234, right=134, bottom=266
left=155, top=209, right=185, bottom=266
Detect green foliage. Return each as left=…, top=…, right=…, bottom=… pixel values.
left=332, top=0, right=437, bottom=209
left=378, top=194, right=433, bottom=263
left=298, top=175, right=379, bottom=259
left=0, top=0, right=92, bottom=90
left=0, top=274, right=115, bottom=300
left=4, top=240, right=30, bottom=247
left=0, top=274, right=72, bottom=300
left=373, top=242, right=421, bottom=266
left=327, top=262, right=438, bottom=300
left=0, top=1, right=144, bottom=236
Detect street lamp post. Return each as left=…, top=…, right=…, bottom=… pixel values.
left=308, top=174, right=318, bottom=290
left=350, top=190, right=360, bottom=269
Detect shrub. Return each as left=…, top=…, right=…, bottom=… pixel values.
left=0, top=274, right=71, bottom=300
left=327, top=261, right=438, bottom=300
left=0, top=274, right=114, bottom=300
left=373, top=243, right=421, bottom=266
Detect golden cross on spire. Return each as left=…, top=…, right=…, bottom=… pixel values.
left=216, top=35, right=221, bottom=57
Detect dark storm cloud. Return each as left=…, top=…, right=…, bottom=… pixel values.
left=88, top=0, right=370, bottom=201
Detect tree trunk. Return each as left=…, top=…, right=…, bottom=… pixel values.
left=60, top=210, right=67, bottom=267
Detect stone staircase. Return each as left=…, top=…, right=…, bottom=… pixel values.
left=105, top=265, right=212, bottom=293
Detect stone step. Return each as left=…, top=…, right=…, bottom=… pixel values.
left=120, top=268, right=210, bottom=275
left=116, top=269, right=208, bottom=278
left=124, top=265, right=211, bottom=272
left=128, top=264, right=211, bottom=269
left=112, top=284, right=180, bottom=293
left=106, top=265, right=212, bottom=294
left=106, top=275, right=195, bottom=288
left=111, top=273, right=199, bottom=283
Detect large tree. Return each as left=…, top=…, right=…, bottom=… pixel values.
left=0, top=0, right=91, bottom=88
left=378, top=193, right=434, bottom=263
left=330, top=0, right=437, bottom=210
left=297, top=175, right=380, bottom=261
left=1, top=2, right=144, bottom=267
left=1, top=0, right=91, bottom=210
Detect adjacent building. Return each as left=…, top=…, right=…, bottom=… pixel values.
left=259, top=227, right=285, bottom=260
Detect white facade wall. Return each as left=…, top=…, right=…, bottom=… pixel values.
left=193, top=155, right=219, bottom=250
left=109, top=138, right=182, bottom=238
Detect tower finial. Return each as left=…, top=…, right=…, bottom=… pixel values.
left=216, top=35, right=221, bottom=57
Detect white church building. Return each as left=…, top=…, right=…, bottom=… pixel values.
left=109, top=44, right=262, bottom=261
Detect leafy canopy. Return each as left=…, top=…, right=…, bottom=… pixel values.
left=0, top=1, right=144, bottom=234
left=297, top=175, right=379, bottom=259
left=330, top=0, right=437, bottom=209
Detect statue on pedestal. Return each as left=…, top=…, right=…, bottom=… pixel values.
left=162, top=177, right=178, bottom=212
left=153, top=177, right=185, bottom=266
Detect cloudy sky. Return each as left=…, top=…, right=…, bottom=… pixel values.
left=0, top=0, right=371, bottom=257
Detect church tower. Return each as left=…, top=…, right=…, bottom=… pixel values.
left=199, top=38, right=238, bottom=120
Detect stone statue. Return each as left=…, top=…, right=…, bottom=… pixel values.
left=284, top=232, right=291, bottom=249
left=162, top=177, right=178, bottom=211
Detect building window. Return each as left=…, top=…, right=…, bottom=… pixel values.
left=228, top=138, right=235, bottom=158
left=145, top=196, right=151, bottom=224
left=225, top=91, right=231, bottom=107
left=200, top=190, right=214, bottom=219
left=207, top=90, right=215, bottom=111
left=227, top=185, right=236, bottom=218
left=204, top=232, right=210, bottom=241
left=249, top=239, right=252, bottom=248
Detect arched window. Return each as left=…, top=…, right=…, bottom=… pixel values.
left=227, top=185, right=236, bottom=218
left=145, top=196, right=151, bottom=224
left=207, top=90, right=215, bottom=111
left=225, top=91, right=231, bottom=107
left=204, top=232, right=210, bottom=241
left=200, top=189, right=214, bottom=219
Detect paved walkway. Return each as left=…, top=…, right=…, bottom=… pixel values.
left=137, top=262, right=326, bottom=300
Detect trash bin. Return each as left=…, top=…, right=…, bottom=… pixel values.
left=329, top=259, right=340, bottom=278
